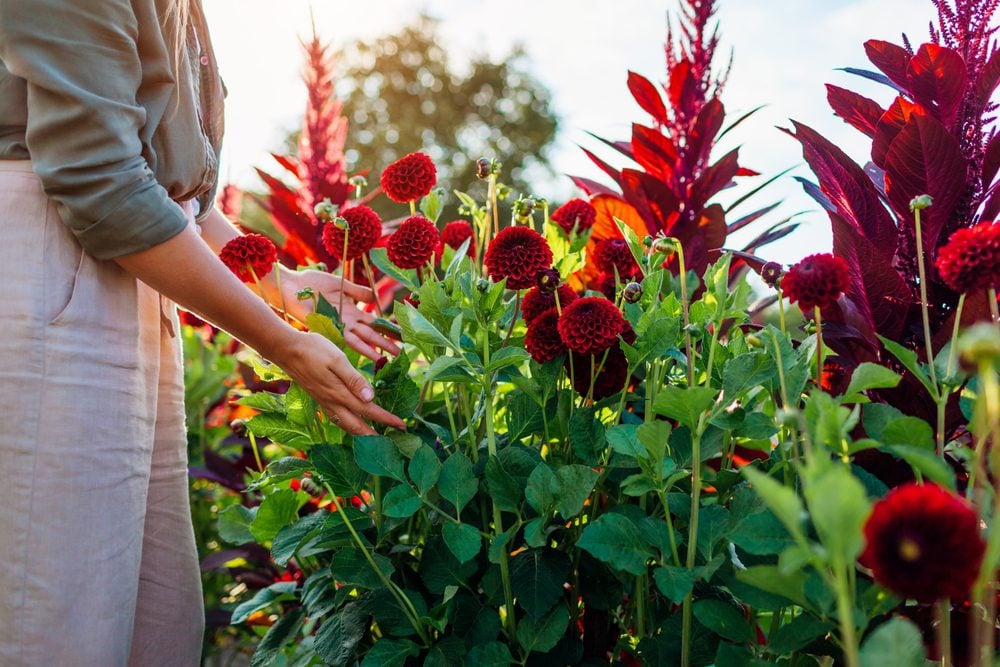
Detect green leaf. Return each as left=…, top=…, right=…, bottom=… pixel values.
left=653, top=566, right=696, bottom=604
left=654, top=385, right=716, bottom=429
left=735, top=565, right=808, bottom=608
left=693, top=599, right=755, bottom=642
left=803, top=464, right=871, bottom=564
left=235, top=391, right=286, bottom=413
left=510, top=548, right=572, bottom=619
left=637, top=420, right=671, bottom=462
left=283, top=382, right=313, bottom=426
left=439, top=452, right=478, bottom=513
left=396, top=301, right=456, bottom=353
left=768, top=613, right=831, bottom=655
left=311, top=444, right=366, bottom=496
left=486, top=346, right=530, bottom=373
left=374, top=351, right=421, bottom=419
left=330, top=547, right=394, bottom=589
left=443, top=522, right=481, bottom=563
left=881, top=417, right=935, bottom=450
left=506, top=392, right=546, bottom=443
left=740, top=467, right=807, bottom=544
left=554, top=465, right=600, bottom=518
left=354, top=435, right=406, bottom=481
left=878, top=335, right=937, bottom=399
left=515, top=604, right=570, bottom=654
left=525, top=463, right=557, bottom=515
left=722, top=352, right=776, bottom=402
left=250, top=488, right=301, bottom=543
left=382, top=483, right=423, bottom=518
left=607, top=424, right=644, bottom=458
left=248, top=608, right=304, bottom=667
left=731, top=509, right=795, bottom=556
left=271, top=511, right=326, bottom=566
left=578, top=513, right=653, bottom=575
left=887, top=445, right=957, bottom=490
left=614, top=217, right=647, bottom=277
left=361, top=638, right=420, bottom=667
left=369, top=247, right=419, bottom=291
left=245, top=413, right=311, bottom=446
left=844, top=362, right=902, bottom=398
left=217, top=504, right=256, bottom=544
left=314, top=602, right=366, bottom=666
left=304, top=312, right=346, bottom=347
left=859, top=617, right=929, bottom=667
left=231, top=581, right=297, bottom=624
left=408, top=445, right=442, bottom=495
left=568, top=405, right=607, bottom=465
left=465, top=642, right=515, bottom=666
left=420, top=188, right=445, bottom=222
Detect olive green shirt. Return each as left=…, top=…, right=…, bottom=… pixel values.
left=0, top=0, right=225, bottom=260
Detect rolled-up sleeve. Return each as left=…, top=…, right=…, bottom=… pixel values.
left=0, top=0, right=188, bottom=260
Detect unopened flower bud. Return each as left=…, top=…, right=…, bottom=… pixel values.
left=623, top=282, right=643, bottom=303
left=314, top=198, right=337, bottom=222
left=476, top=278, right=491, bottom=292
left=332, top=216, right=350, bottom=231
left=760, top=261, right=784, bottom=288
left=653, top=238, right=678, bottom=256
left=959, top=323, right=1000, bottom=367
left=230, top=419, right=248, bottom=437
left=909, top=194, right=933, bottom=212
left=476, top=158, right=492, bottom=179
left=536, top=267, right=561, bottom=294
left=642, top=235, right=654, bottom=248
left=348, top=175, right=368, bottom=190
left=295, top=287, right=315, bottom=301
left=745, top=333, right=763, bottom=348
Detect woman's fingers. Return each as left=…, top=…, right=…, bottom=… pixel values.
left=344, top=330, right=381, bottom=362
left=329, top=407, right=377, bottom=436
left=326, top=344, right=376, bottom=402
left=352, top=324, right=402, bottom=356
left=315, top=272, right=375, bottom=303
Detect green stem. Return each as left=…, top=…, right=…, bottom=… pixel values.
left=936, top=599, right=952, bottom=667
left=680, top=426, right=704, bottom=667
left=914, top=208, right=938, bottom=388
left=814, top=306, right=824, bottom=390
left=274, top=265, right=290, bottom=324
left=833, top=558, right=860, bottom=667
left=361, top=254, right=384, bottom=318
left=247, top=432, right=264, bottom=473
left=991, top=288, right=999, bottom=323
left=777, top=285, right=787, bottom=337
left=936, top=294, right=966, bottom=457
left=678, top=245, right=695, bottom=387
left=340, top=231, right=350, bottom=321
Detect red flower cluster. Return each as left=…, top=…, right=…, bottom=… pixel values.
left=525, top=308, right=566, bottom=363
left=593, top=238, right=641, bottom=278
left=380, top=152, right=437, bottom=203
left=568, top=344, right=629, bottom=400
left=484, top=226, right=554, bottom=290
left=935, top=221, right=1000, bottom=294
left=387, top=216, right=440, bottom=269
left=521, top=284, right=578, bottom=325
left=552, top=198, right=597, bottom=234
left=861, top=483, right=985, bottom=603
left=437, top=220, right=476, bottom=260
left=220, top=233, right=277, bottom=283
left=321, top=205, right=382, bottom=261
left=558, top=296, right=627, bottom=355
left=782, top=253, right=849, bottom=312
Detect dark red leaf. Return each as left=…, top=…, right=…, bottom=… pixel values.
left=906, top=43, right=967, bottom=127
left=620, top=168, right=680, bottom=235
left=631, top=124, right=678, bottom=182
left=569, top=175, right=620, bottom=198
left=690, top=148, right=740, bottom=210
left=785, top=121, right=898, bottom=254
left=681, top=203, right=728, bottom=269
left=826, top=84, right=885, bottom=138
left=584, top=131, right=635, bottom=160
left=668, top=59, right=697, bottom=115
left=740, top=222, right=799, bottom=252
left=271, top=154, right=302, bottom=178
left=627, top=70, right=669, bottom=125
left=736, top=167, right=760, bottom=177
left=982, top=134, right=1000, bottom=189
left=580, top=147, right=624, bottom=187
left=727, top=202, right=781, bottom=233
left=882, top=113, right=967, bottom=255
left=872, top=97, right=920, bottom=167
left=864, top=40, right=913, bottom=91
left=976, top=50, right=1000, bottom=109
left=687, top=98, right=726, bottom=170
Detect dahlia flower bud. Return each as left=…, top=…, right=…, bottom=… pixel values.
left=959, top=323, right=1000, bottom=367
left=333, top=216, right=350, bottom=231
left=295, top=287, right=315, bottom=301
left=536, top=267, right=562, bottom=294
left=476, top=157, right=493, bottom=179
left=909, top=194, right=933, bottom=212
left=314, top=198, right=337, bottom=222
left=653, top=237, right=678, bottom=256
left=622, top=282, right=643, bottom=304
left=761, top=261, right=784, bottom=288
left=745, top=333, right=763, bottom=348
left=514, top=197, right=536, bottom=221
left=476, top=278, right=491, bottom=293
left=348, top=174, right=368, bottom=190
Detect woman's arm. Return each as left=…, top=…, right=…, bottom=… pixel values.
left=114, top=225, right=405, bottom=435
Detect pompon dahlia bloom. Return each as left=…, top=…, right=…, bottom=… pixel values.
left=380, top=152, right=437, bottom=203
left=782, top=253, right=849, bottom=312
left=525, top=308, right=566, bottom=363
left=437, top=220, right=476, bottom=259
left=594, top=272, right=618, bottom=301
left=484, top=226, right=554, bottom=290
left=551, top=198, right=597, bottom=234
left=321, top=205, right=382, bottom=261
left=935, top=222, right=1000, bottom=294
left=386, top=216, right=440, bottom=269
left=568, top=344, right=629, bottom=399
left=521, top=284, right=578, bottom=325
left=592, top=238, right=641, bottom=278
left=558, top=296, right=627, bottom=355
left=861, top=483, right=984, bottom=603
left=220, top=233, right=278, bottom=282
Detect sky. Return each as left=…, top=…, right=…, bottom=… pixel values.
left=203, top=0, right=932, bottom=264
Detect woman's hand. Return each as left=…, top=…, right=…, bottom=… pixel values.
left=278, top=267, right=401, bottom=361
left=274, top=330, right=406, bottom=436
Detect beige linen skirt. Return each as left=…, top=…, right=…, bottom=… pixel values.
left=0, top=161, right=204, bottom=666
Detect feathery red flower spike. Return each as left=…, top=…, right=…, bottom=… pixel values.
left=220, top=233, right=278, bottom=283
left=782, top=253, right=849, bottom=312
left=380, top=152, right=438, bottom=204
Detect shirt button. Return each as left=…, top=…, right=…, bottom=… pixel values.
left=200, top=55, right=210, bottom=66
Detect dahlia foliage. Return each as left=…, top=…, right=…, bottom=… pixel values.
left=184, top=2, right=1000, bottom=666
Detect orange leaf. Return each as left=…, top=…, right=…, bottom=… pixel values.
left=572, top=196, right=649, bottom=289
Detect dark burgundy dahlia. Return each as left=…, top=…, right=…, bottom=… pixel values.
left=935, top=222, right=1000, bottom=294
left=521, top=284, right=578, bottom=325
left=592, top=238, right=641, bottom=279
left=437, top=220, right=476, bottom=260
left=220, top=233, right=278, bottom=282
left=782, top=253, right=849, bottom=312
left=861, top=483, right=984, bottom=603
left=552, top=198, right=597, bottom=234
left=525, top=308, right=566, bottom=363
left=380, top=151, right=438, bottom=203
left=321, top=205, right=382, bottom=261
left=484, top=226, right=554, bottom=290
left=386, top=216, right=440, bottom=269
left=567, top=344, right=629, bottom=399
left=558, top=296, right=627, bottom=355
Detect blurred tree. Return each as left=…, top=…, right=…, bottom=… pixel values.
left=336, top=14, right=559, bottom=217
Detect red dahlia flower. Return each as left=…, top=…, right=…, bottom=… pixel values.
left=594, top=272, right=618, bottom=301
left=861, top=483, right=984, bottom=603
left=386, top=216, right=440, bottom=269
left=484, top=226, right=554, bottom=290
left=782, top=253, right=849, bottom=312
left=521, top=284, right=578, bottom=325
left=558, top=296, right=627, bottom=355
left=321, top=205, right=382, bottom=261
left=437, top=220, right=476, bottom=260
left=552, top=198, right=597, bottom=234
left=568, top=344, right=629, bottom=399
left=220, top=233, right=277, bottom=282
left=935, top=222, right=1000, bottom=294
left=380, top=152, right=437, bottom=203
left=525, top=308, right=566, bottom=363
left=592, top=238, right=641, bottom=279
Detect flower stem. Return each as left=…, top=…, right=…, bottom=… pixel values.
left=915, top=207, right=939, bottom=388
left=991, top=288, right=999, bottom=323
left=937, top=294, right=967, bottom=457
left=936, top=599, right=952, bottom=667
left=814, top=306, right=824, bottom=390
left=247, top=432, right=264, bottom=473
left=777, top=285, right=787, bottom=336
left=833, top=557, right=861, bottom=667
left=340, top=231, right=350, bottom=321
left=361, top=254, right=384, bottom=318
left=680, top=425, right=704, bottom=667
left=677, top=244, right=694, bottom=387
left=274, top=265, right=290, bottom=324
